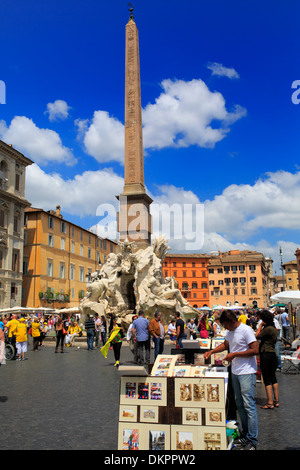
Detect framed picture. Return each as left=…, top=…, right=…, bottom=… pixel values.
left=211, top=351, right=227, bottom=366
left=151, top=355, right=178, bottom=377
left=140, top=405, right=159, bottom=423
left=198, top=338, right=211, bottom=349
left=182, top=408, right=202, bottom=426
left=174, top=378, right=226, bottom=408
left=118, top=424, right=141, bottom=450
left=120, top=377, right=167, bottom=406
left=193, top=353, right=207, bottom=366
left=199, top=426, right=227, bottom=450
left=190, top=366, right=207, bottom=377
left=143, top=424, right=171, bottom=451
left=171, top=425, right=201, bottom=451
left=205, top=408, right=226, bottom=427
left=211, top=338, right=226, bottom=349
left=119, top=405, right=138, bottom=422
left=173, top=366, right=191, bottom=377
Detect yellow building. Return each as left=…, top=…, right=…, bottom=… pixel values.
left=22, top=205, right=117, bottom=308
left=208, top=250, right=271, bottom=308
left=283, top=260, right=298, bottom=291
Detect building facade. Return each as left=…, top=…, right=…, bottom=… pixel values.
left=207, top=250, right=271, bottom=308
left=22, top=206, right=117, bottom=309
left=283, top=260, right=299, bottom=291
left=163, top=254, right=210, bottom=308
left=0, top=140, right=33, bottom=308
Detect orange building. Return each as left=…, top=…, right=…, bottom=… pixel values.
left=208, top=250, right=271, bottom=308
left=22, top=205, right=117, bottom=309
left=163, top=254, right=210, bottom=308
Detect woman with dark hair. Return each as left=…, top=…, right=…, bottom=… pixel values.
left=255, top=310, right=279, bottom=409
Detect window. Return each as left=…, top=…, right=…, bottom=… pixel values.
left=209, top=280, right=214, bottom=286
left=192, top=282, right=198, bottom=289
left=224, top=266, right=230, bottom=274
left=226, top=288, right=230, bottom=295
left=232, top=277, right=238, bottom=285
left=239, top=265, right=245, bottom=273
left=218, top=280, right=224, bottom=285
left=48, top=216, right=53, bottom=229
left=182, top=262, right=186, bottom=267
left=250, top=277, right=257, bottom=285
left=13, top=216, right=19, bottom=233
left=224, top=278, right=231, bottom=285
left=80, top=231, right=83, bottom=241
left=173, top=262, right=177, bottom=267
left=60, top=222, right=66, bottom=234
left=48, top=234, right=54, bottom=247
left=71, top=226, right=75, bottom=238
left=182, top=271, right=186, bottom=278
left=80, top=244, right=83, bottom=256
left=218, top=268, right=223, bottom=273
left=0, top=250, right=3, bottom=269
left=192, top=271, right=196, bottom=277
left=88, top=234, right=91, bottom=244
left=103, top=240, right=107, bottom=250
left=61, top=238, right=65, bottom=250
left=0, top=209, right=5, bottom=227
left=251, top=288, right=257, bottom=295
left=250, top=265, right=256, bottom=272
left=208, top=268, right=214, bottom=274
left=47, top=260, right=53, bottom=277
left=88, top=247, right=91, bottom=259
left=70, top=264, right=75, bottom=280
left=59, top=263, right=65, bottom=279
left=241, top=288, right=246, bottom=295
left=110, top=243, right=114, bottom=253
left=79, top=266, right=84, bottom=282
left=231, top=266, right=237, bottom=273
left=71, top=241, right=75, bottom=253
left=240, top=277, right=246, bottom=285
left=192, top=262, right=195, bottom=268
left=201, top=282, right=208, bottom=289
left=173, top=271, right=177, bottom=277
left=23, top=258, right=28, bottom=275
left=15, top=173, right=20, bottom=191
left=182, top=282, right=189, bottom=290
left=12, top=249, right=19, bottom=272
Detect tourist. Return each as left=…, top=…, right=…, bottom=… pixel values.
left=238, top=311, right=248, bottom=324
left=255, top=310, right=279, bottom=409
left=273, top=313, right=282, bottom=371
left=198, top=313, right=209, bottom=339
left=127, top=314, right=138, bottom=362
left=55, top=317, right=66, bottom=353
left=31, top=317, right=41, bottom=351
left=212, top=314, right=223, bottom=337
left=149, top=311, right=165, bottom=360
left=109, top=318, right=125, bottom=367
left=100, top=315, right=107, bottom=345
left=39, top=321, right=48, bottom=346
left=187, top=318, right=197, bottom=339
left=167, top=319, right=176, bottom=343
left=175, top=312, right=187, bottom=348
left=4, top=314, right=19, bottom=350
left=131, top=310, right=150, bottom=365
left=67, top=321, right=82, bottom=347
left=204, top=309, right=259, bottom=450
left=85, top=315, right=96, bottom=351
left=94, top=314, right=101, bottom=348
left=281, top=308, right=290, bottom=342
left=15, top=317, right=28, bottom=361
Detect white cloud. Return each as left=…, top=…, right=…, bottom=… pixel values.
left=142, top=79, right=246, bottom=150
left=45, top=100, right=71, bottom=121
left=76, top=78, right=246, bottom=162
left=207, top=62, right=240, bottom=79
left=76, top=111, right=124, bottom=164
left=0, top=116, right=75, bottom=165
left=25, top=163, right=123, bottom=217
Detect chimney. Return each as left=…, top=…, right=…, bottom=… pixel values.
left=55, top=205, right=62, bottom=218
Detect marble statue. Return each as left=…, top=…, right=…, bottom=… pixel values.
left=79, top=236, right=198, bottom=329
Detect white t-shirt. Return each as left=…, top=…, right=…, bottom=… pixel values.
left=225, top=322, right=257, bottom=375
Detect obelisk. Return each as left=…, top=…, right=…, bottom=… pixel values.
left=117, top=6, right=152, bottom=247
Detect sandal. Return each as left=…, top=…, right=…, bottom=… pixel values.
left=273, top=400, right=279, bottom=407
left=260, top=403, right=274, bottom=409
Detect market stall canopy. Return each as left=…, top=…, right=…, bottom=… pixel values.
left=270, top=291, right=300, bottom=307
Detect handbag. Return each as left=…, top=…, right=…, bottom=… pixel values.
left=62, top=327, right=67, bottom=335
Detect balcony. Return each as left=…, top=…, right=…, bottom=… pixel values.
left=39, top=290, right=70, bottom=303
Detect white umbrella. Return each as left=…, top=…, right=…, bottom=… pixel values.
left=270, top=291, right=300, bottom=307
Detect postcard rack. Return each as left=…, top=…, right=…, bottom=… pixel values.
left=118, top=348, right=230, bottom=451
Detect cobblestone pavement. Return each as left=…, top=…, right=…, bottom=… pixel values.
left=0, top=338, right=299, bottom=450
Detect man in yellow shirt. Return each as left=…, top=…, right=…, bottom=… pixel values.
left=5, top=315, right=19, bottom=338
left=238, top=312, right=248, bottom=324
left=15, top=317, right=28, bottom=361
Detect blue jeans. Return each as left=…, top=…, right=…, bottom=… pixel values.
left=86, top=330, right=95, bottom=350
left=178, top=333, right=187, bottom=348
left=231, top=373, right=258, bottom=446
left=153, top=336, right=164, bottom=360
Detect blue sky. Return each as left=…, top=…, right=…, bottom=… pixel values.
left=1, top=0, right=300, bottom=272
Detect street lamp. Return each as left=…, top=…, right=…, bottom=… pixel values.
left=279, top=246, right=285, bottom=291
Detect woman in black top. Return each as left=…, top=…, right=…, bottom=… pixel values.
left=256, top=310, right=279, bottom=409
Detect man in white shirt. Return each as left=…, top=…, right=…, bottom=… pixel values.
left=204, top=309, right=259, bottom=450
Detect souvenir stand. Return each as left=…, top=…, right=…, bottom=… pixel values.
left=117, top=338, right=234, bottom=451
